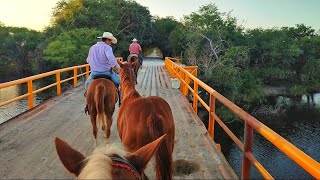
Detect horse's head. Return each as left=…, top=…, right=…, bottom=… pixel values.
left=127, top=54, right=139, bottom=63
left=55, top=135, right=166, bottom=179
left=117, top=59, right=139, bottom=85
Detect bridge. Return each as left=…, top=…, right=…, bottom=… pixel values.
left=0, top=58, right=319, bottom=179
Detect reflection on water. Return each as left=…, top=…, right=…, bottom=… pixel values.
left=276, top=93, right=320, bottom=108
left=0, top=79, right=85, bottom=124
left=0, top=85, right=41, bottom=124
left=302, top=93, right=320, bottom=105
left=225, top=120, right=320, bottom=179
left=0, top=85, right=20, bottom=105
left=217, top=93, right=320, bottom=179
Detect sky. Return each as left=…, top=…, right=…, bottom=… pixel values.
left=0, top=0, right=319, bottom=31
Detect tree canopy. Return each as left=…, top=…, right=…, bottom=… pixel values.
left=0, top=26, right=42, bottom=81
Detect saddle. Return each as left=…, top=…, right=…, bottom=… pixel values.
left=92, top=74, right=112, bottom=80
left=127, top=54, right=140, bottom=63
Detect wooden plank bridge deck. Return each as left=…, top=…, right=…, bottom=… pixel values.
left=0, top=58, right=237, bottom=179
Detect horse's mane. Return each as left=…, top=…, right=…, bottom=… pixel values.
left=120, top=65, right=141, bottom=101
left=78, top=144, right=127, bottom=179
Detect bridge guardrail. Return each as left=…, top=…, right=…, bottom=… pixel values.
left=0, top=57, right=123, bottom=110
left=164, top=57, right=320, bottom=179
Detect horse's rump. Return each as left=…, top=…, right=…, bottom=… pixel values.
left=117, top=96, right=175, bottom=179
left=86, top=78, right=118, bottom=143
left=87, top=78, right=118, bottom=117
left=147, top=113, right=173, bottom=180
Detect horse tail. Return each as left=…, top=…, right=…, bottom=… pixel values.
left=147, top=114, right=172, bottom=180
left=94, top=84, right=106, bottom=131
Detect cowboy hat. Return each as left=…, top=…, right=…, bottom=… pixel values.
left=97, top=32, right=117, bottom=44
left=132, top=38, right=138, bottom=42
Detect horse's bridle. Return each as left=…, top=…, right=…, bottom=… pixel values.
left=111, top=156, right=142, bottom=180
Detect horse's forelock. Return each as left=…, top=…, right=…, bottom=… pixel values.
left=79, top=144, right=127, bottom=179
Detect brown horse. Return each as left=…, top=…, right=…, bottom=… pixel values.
left=86, top=77, right=118, bottom=147
left=127, top=54, right=141, bottom=84
left=54, top=135, right=167, bottom=179
left=117, top=60, right=175, bottom=180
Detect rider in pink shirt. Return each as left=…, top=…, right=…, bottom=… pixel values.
left=129, top=38, right=143, bottom=64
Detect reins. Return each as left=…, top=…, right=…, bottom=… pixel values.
left=111, top=156, right=142, bottom=180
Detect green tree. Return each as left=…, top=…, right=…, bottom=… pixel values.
left=152, top=16, right=181, bottom=57
left=0, top=26, right=42, bottom=81
left=299, top=36, right=320, bottom=91
left=44, top=28, right=100, bottom=68
left=244, top=28, right=302, bottom=84
left=49, top=0, right=153, bottom=57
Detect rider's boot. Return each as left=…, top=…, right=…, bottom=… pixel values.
left=84, top=89, right=87, bottom=97
left=117, top=85, right=121, bottom=107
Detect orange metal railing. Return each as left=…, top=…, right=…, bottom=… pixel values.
left=0, top=57, right=123, bottom=110
left=165, top=57, right=320, bottom=179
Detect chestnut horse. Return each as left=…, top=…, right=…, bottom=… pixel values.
left=117, top=60, right=175, bottom=180
left=54, top=135, right=166, bottom=179
left=86, top=77, right=118, bottom=147
left=127, top=54, right=141, bottom=84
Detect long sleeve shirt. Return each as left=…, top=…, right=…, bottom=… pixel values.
left=86, top=42, right=120, bottom=72
left=129, top=42, right=142, bottom=54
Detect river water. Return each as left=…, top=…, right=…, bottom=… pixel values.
left=0, top=85, right=42, bottom=124
left=0, top=79, right=85, bottom=124
left=214, top=93, right=320, bottom=179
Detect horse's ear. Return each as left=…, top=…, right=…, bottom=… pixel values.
left=117, top=59, right=124, bottom=68
left=126, top=134, right=167, bottom=173
left=55, top=137, right=86, bottom=176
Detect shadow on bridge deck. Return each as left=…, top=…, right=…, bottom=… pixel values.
left=0, top=58, right=237, bottom=179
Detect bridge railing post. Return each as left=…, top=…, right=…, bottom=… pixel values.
left=184, top=76, right=190, bottom=97
left=85, top=66, right=90, bottom=79
left=179, top=69, right=184, bottom=92
left=27, top=80, right=34, bottom=109
left=73, top=68, right=77, bottom=87
left=193, top=82, right=198, bottom=113
left=208, top=94, right=216, bottom=138
left=242, top=122, right=253, bottom=179
left=56, top=72, right=61, bottom=95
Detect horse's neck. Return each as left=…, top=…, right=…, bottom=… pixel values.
left=122, top=84, right=140, bottom=101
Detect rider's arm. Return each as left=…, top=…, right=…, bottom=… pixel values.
left=86, top=47, right=93, bottom=63
left=106, top=47, right=120, bottom=70
left=138, top=44, right=142, bottom=54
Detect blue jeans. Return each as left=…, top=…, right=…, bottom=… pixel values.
left=85, top=71, right=119, bottom=89
left=138, top=54, right=144, bottom=65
